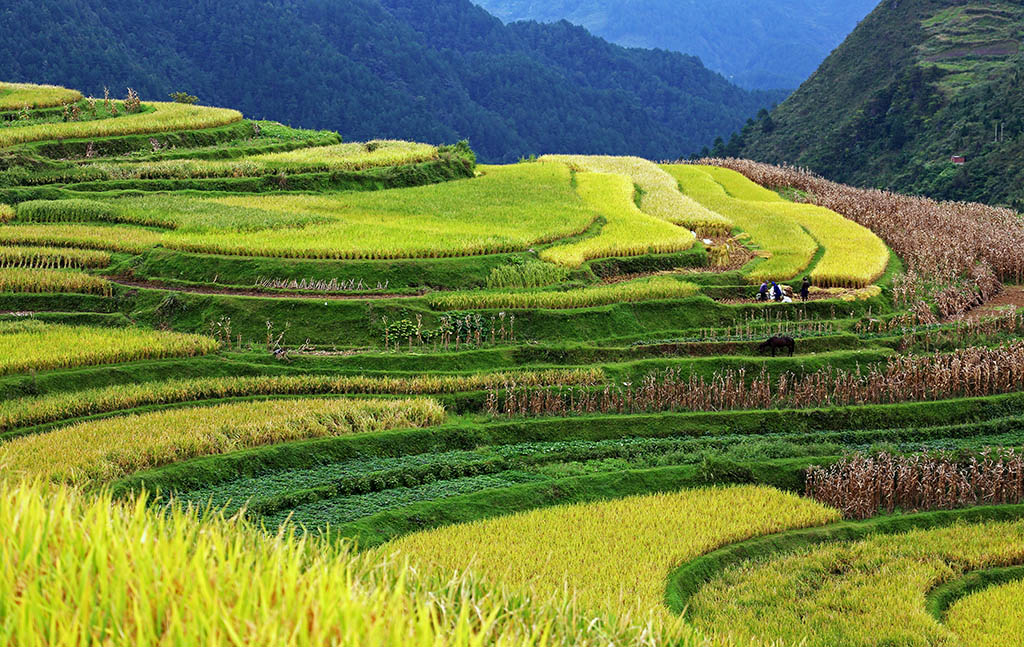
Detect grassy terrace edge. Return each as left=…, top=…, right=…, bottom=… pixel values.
left=664, top=503, right=1024, bottom=618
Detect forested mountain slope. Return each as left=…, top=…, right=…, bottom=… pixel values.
left=0, top=0, right=778, bottom=162
left=735, top=0, right=1024, bottom=208
left=473, top=0, right=877, bottom=90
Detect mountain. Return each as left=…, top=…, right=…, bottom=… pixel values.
left=734, top=0, right=1024, bottom=209
left=471, top=0, right=878, bottom=90
left=0, top=0, right=779, bottom=163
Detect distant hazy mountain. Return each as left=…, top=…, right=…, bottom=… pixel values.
left=0, top=0, right=781, bottom=162
left=473, top=0, right=878, bottom=89
left=738, top=0, right=1024, bottom=208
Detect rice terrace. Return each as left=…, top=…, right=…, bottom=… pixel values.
left=4, top=79, right=1024, bottom=647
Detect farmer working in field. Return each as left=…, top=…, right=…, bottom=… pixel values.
left=772, top=281, right=783, bottom=302
left=800, top=277, right=811, bottom=302
left=758, top=281, right=769, bottom=302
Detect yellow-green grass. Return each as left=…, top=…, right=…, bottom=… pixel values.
left=946, top=578, right=1024, bottom=647
left=1, top=480, right=678, bottom=647
left=387, top=485, right=839, bottom=638
left=0, top=101, right=242, bottom=149
left=0, top=204, right=13, bottom=222
left=431, top=276, right=698, bottom=310
left=0, top=267, right=112, bottom=296
left=540, top=170, right=696, bottom=267
left=0, top=321, right=217, bottom=375
left=542, top=155, right=732, bottom=234
left=79, top=140, right=439, bottom=180
left=0, top=369, right=603, bottom=433
left=0, top=82, right=82, bottom=110
left=663, top=165, right=818, bottom=283
left=690, top=520, right=1024, bottom=647
left=164, top=163, right=597, bottom=259
left=700, top=165, right=785, bottom=203
left=0, top=245, right=111, bottom=269
left=0, top=398, right=445, bottom=487
left=0, top=223, right=163, bottom=253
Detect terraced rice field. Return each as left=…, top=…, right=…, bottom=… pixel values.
left=1, top=81, right=1022, bottom=646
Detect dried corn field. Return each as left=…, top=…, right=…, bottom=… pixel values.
left=488, top=343, right=1024, bottom=417
left=706, top=158, right=1024, bottom=316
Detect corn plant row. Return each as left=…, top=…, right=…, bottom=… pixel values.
left=540, top=171, right=696, bottom=268
left=0, top=397, right=446, bottom=487
left=0, top=481, right=682, bottom=647
left=707, top=157, right=1024, bottom=316
left=0, top=322, right=217, bottom=376
left=432, top=276, right=698, bottom=310
left=0, top=82, right=82, bottom=110
left=388, top=485, right=837, bottom=640
left=806, top=449, right=1024, bottom=520
left=691, top=520, right=1024, bottom=647
left=541, top=155, right=732, bottom=235
left=0, top=100, right=242, bottom=149
left=0, top=267, right=112, bottom=297
left=487, top=343, right=1024, bottom=417
left=0, top=245, right=111, bottom=269
left=946, top=578, right=1024, bottom=647
left=0, top=369, right=603, bottom=433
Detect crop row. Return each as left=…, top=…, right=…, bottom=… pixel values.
left=0, top=101, right=243, bottom=149
left=665, top=164, right=818, bottom=281
left=489, top=343, right=1024, bottom=416
left=708, top=157, right=1024, bottom=316
left=0, top=267, right=112, bottom=296
left=431, top=276, right=698, bottom=310
left=2, top=481, right=653, bottom=647
left=387, top=485, right=837, bottom=639
left=541, top=155, right=732, bottom=235
left=0, top=321, right=218, bottom=376
left=0, top=397, right=445, bottom=488
left=14, top=141, right=440, bottom=184
left=539, top=170, right=697, bottom=267
left=690, top=519, right=1024, bottom=646
left=0, top=245, right=111, bottom=269
left=946, top=578, right=1024, bottom=647
left=0, top=223, right=163, bottom=253
left=0, top=82, right=82, bottom=110
left=0, top=368, right=603, bottom=433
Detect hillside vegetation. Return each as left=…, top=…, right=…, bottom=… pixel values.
left=0, top=0, right=778, bottom=162
left=736, top=0, right=1024, bottom=209
left=3, top=81, right=1024, bottom=645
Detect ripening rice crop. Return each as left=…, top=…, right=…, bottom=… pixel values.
left=0, top=223, right=163, bottom=253
left=154, top=163, right=595, bottom=259
left=541, top=155, right=732, bottom=235
left=0, top=480, right=669, bottom=647
left=15, top=199, right=135, bottom=226
left=0, top=397, right=445, bottom=487
left=0, top=267, right=112, bottom=296
left=0, top=204, right=13, bottom=222
left=0, top=101, right=242, bottom=149
left=70, top=140, right=440, bottom=181
left=0, top=321, right=217, bottom=375
left=431, top=276, right=698, bottom=310
left=946, top=578, right=1024, bottom=647
left=540, top=170, right=696, bottom=267
left=0, top=369, right=603, bottom=433
left=0, top=245, right=111, bottom=270
left=387, top=485, right=838, bottom=638
left=663, top=165, right=818, bottom=282
left=690, top=520, right=1024, bottom=647
left=0, top=82, right=82, bottom=110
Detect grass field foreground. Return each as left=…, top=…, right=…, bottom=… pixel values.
left=690, top=520, right=1024, bottom=646
left=946, top=578, right=1024, bottom=647
left=0, top=398, right=445, bottom=487
left=386, top=485, right=839, bottom=637
left=0, top=321, right=217, bottom=375
left=0, top=479, right=703, bottom=647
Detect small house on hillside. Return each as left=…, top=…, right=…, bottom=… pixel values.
left=951, top=156, right=966, bottom=165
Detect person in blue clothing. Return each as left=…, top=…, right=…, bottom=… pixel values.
left=771, top=281, right=783, bottom=302
left=758, top=281, right=769, bottom=302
